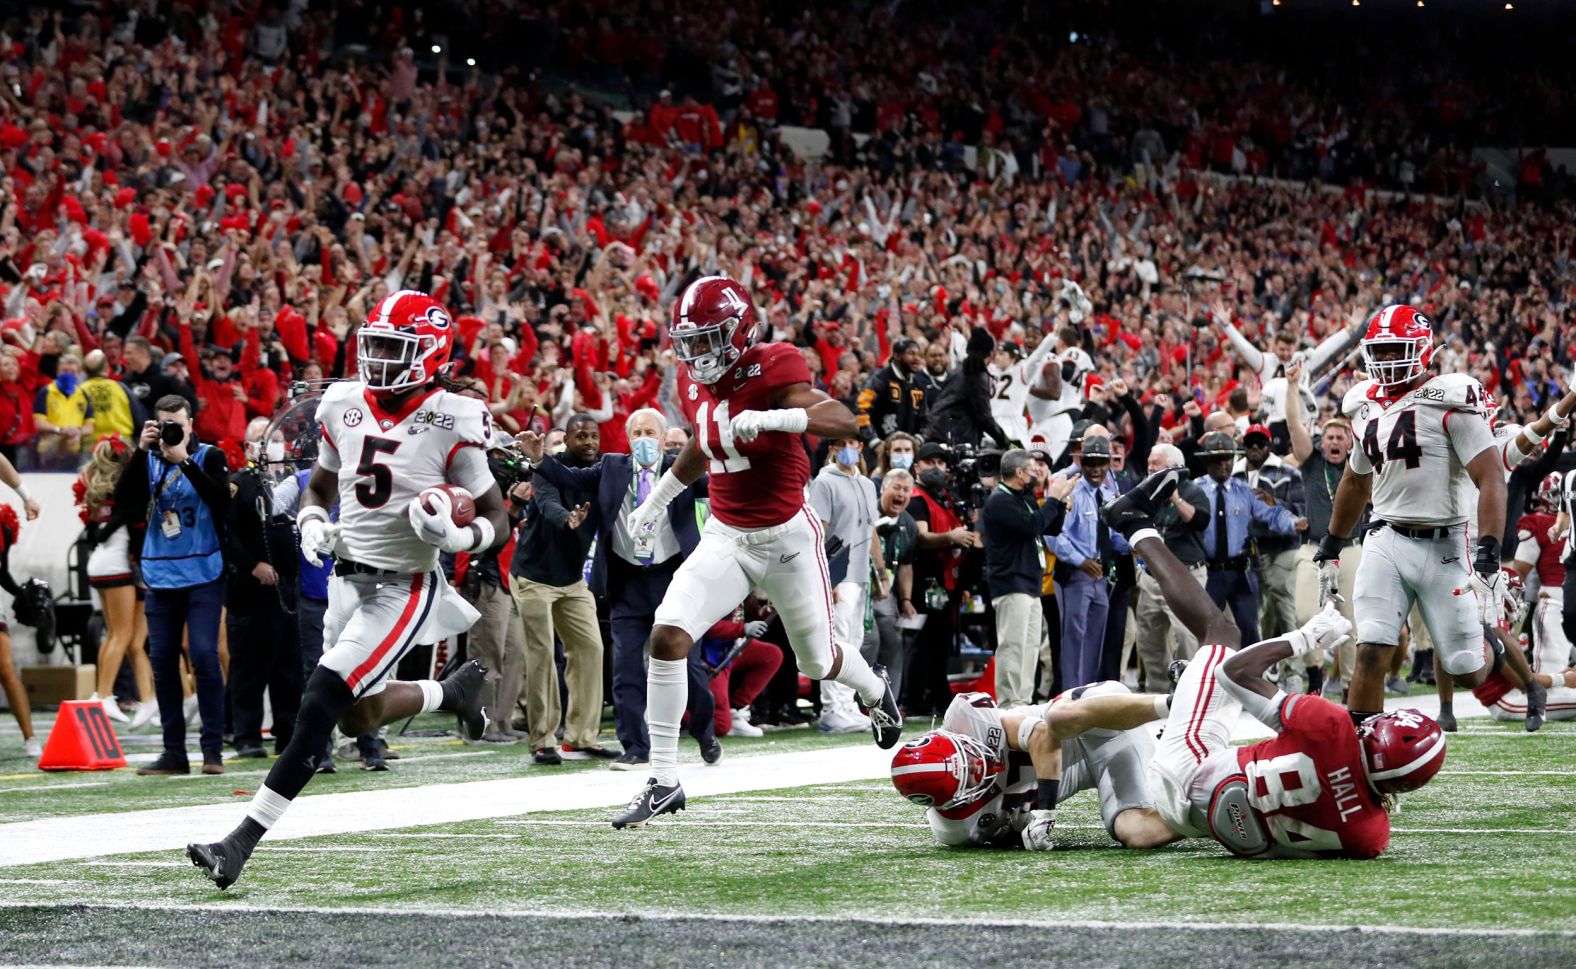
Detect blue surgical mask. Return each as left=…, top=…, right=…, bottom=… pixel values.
left=631, top=436, right=661, bottom=468
left=55, top=372, right=78, bottom=396
left=890, top=452, right=913, bottom=470
left=837, top=445, right=860, bottom=468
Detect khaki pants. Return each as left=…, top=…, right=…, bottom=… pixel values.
left=1293, top=542, right=1362, bottom=684
left=462, top=581, right=526, bottom=733
left=1133, top=564, right=1208, bottom=693
left=508, top=576, right=604, bottom=750
left=1257, top=547, right=1301, bottom=641
left=993, top=592, right=1043, bottom=708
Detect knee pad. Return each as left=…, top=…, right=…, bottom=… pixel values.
left=798, top=646, right=833, bottom=682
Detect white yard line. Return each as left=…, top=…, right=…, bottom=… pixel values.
left=0, top=781, right=110, bottom=794
left=0, top=899, right=1568, bottom=939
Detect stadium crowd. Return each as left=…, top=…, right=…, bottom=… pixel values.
left=1, top=0, right=1573, bottom=766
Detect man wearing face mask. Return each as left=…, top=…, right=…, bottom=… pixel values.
left=810, top=436, right=884, bottom=732
left=906, top=443, right=981, bottom=714
left=224, top=418, right=302, bottom=760
left=521, top=409, right=716, bottom=771
left=32, top=351, right=96, bottom=468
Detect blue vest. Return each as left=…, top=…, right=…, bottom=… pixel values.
left=295, top=468, right=334, bottom=602
left=141, top=445, right=225, bottom=590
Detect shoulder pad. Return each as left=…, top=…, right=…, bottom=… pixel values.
left=435, top=391, right=493, bottom=445
left=1341, top=380, right=1375, bottom=419
left=318, top=380, right=363, bottom=405
left=1412, top=373, right=1487, bottom=412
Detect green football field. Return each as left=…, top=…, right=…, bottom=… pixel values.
left=1, top=711, right=1574, bottom=969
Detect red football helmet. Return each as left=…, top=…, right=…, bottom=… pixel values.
left=1361, top=305, right=1434, bottom=390
left=1534, top=471, right=1563, bottom=513
left=889, top=729, right=1004, bottom=810
left=1357, top=708, right=1446, bottom=795
left=358, top=290, right=455, bottom=394
left=670, top=275, right=758, bottom=384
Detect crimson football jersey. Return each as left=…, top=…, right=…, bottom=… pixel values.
left=1515, top=512, right=1564, bottom=588
left=679, top=342, right=813, bottom=529
left=1233, top=694, right=1390, bottom=860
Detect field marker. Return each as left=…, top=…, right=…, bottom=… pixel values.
left=0, top=781, right=110, bottom=794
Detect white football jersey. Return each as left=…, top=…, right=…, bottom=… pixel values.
left=315, top=380, right=495, bottom=573
left=1344, top=373, right=1497, bottom=527
left=925, top=692, right=1043, bottom=848
left=1048, top=347, right=1093, bottom=418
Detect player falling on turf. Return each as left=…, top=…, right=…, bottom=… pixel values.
left=1316, top=305, right=1519, bottom=727
left=1490, top=473, right=1576, bottom=723
left=1032, top=466, right=1446, bottom=859
left=187, top=291, right=506, bottom=888
left=610, top=275, right=902, bottom=828
left=889, top=682, right=1173, bottom=850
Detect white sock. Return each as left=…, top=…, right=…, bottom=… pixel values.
left=416, top=680, right=444, bottom=713
left=245, top=785, right=292, bottom=830
left=832, top=645, right=884, bottom=705
left=647, top=658, right=687, bottom=786
left=1153, top=695, right=1171, bottom=719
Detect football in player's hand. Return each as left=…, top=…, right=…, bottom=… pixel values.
left=419, top=484, right=476, bottom=527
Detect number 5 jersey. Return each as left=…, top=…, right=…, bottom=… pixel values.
left=315, top=380, right=496, bottom=574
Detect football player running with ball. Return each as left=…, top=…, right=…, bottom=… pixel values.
left=611, top=276, right=902, bottom=828
left=1029, top=465, right=1446, bottom=859
left=1317, top=306, right=1512, bottom=726
left=187, top=291, right=508, bottom=888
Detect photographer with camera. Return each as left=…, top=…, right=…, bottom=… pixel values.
left=904, top=442, right=980, bottom=716
left=982, top=449, right=1076, bottom=707
left=113, top=395, right=231, bottom=775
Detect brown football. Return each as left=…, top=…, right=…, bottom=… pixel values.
left=420, top=483, right=476, bottom=527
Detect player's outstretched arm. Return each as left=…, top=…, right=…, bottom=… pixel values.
left=779, top=382, right=859, bottom=439
left=1220, top=603, right=1352, bottom=730
left=1042, top=694, right=1166, bottom=742
left=1509, top=389, right=1576, bottom=464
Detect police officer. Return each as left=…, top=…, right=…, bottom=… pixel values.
left=114, top=395, right=231, bottom=775
left=225, top=418, right=302, bottom=760
left=1235, top=423, right=1306, bottom=643
left=1195, top=431, right=1307, bottom=647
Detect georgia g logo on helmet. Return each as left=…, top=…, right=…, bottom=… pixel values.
left=358, top=290, right=456, bottom=397
left=1361, top=304, right=1435, bottom=390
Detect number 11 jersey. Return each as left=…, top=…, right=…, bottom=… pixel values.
left=315, top=380, right=494, bottom=573
left=678, top=342, right=813, bottom=530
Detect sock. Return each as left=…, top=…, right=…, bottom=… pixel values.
left=1154, top=695, right=1171, bottom=718
left=417, top=679, right=444, bottom=713
left=1128, top=527, right=1161, bottom=547
left=245, top=785, right=292, bottom=831
left=647, top=658, right=687, bottom=786
left=832, top=644, right=883, bottom=705
left=1035, top=777, right=1061, bottom=811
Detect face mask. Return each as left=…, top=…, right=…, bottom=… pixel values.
left=55, top=372, right=78, bottom=396
left=919, top=468, right=948, bottom=492
left=664, top=446, right=682, bottom=460
left=630, top=436, right=661, bottom=468
left=837, top=445, right=860, bottom=468
left=265, top=440, right=286, bottom=462
left=890, top=452, right=913, bottom=470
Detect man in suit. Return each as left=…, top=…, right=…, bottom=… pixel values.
left=522, top=408, right=719, bottom=772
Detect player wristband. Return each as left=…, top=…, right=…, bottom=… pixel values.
left=1548, top=401, right=1572, bottom=427
left=1473, top=536, right=1501, bottom=574
left=464, top=517, right=496, bottom=552
left=1035, top=778, right=1060, bottom=812
left=1524, top=423, right=1548, bottom=446
left=1314, top=533, right=1349, bottom=562
left=769, top=408, right=809, bottom=434
left=643, top=469, right=687, bottom=514
left=297, top=505, right=330, bottom=527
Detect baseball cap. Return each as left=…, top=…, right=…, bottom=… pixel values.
left=998, top=340, right=1023, bottom=360
left=1243, top=423, right=1272, bottom=443
left=916, top=442, right=949, bottom=463
left=162, top=352, right=185, bottom=369
left=1080, top=437, right=1112, bottom=462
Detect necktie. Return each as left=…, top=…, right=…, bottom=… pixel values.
left=636, top=468, right=652, bottom=507
left=1214, top=483, right=1229, bottom=563
left=1095, top=489, right=1113, bottom=566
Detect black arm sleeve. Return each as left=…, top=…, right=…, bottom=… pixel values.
left=113, top=450, right=153, bottom=527
left=183, top=448, right=232, bottom=519
left=1119, top=392, right=1153, bottom=475
left=1034, top=497, right=1069, bottom=537
left=964, top=371, right=1011, bottom=446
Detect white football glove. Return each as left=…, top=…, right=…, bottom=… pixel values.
left=743, top=619, right=770, bottom=639
left=1468, top=569, right=1504, bottom=628
left=626, top=496, right=667, bottom=543
left=726, top=408, right=808, bottom=443
left=298, top=509, right=339, bottom=568
left=1316, top=558, right=1341, bottom=606
left=1285, top=602, right=1353, bottom=662
left=1021, top=809, right=1057, bottom=851
left=408, top=491, right=471, bottom=554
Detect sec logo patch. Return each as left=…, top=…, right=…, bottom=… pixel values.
left=344, top=407, right=364, bottom=428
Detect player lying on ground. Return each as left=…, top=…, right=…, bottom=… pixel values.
left=889, top=682, right=1174, bottom=850
left=1040, top=466, right=1447, bottom=859
left=601, top=276, right=901, bottom=829
left=187, top=292, right=505, bottom=889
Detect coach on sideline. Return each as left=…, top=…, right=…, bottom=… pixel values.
left=520, top=409, right=716, bottom=772
left=113, top=395, right=230, bottom=776
left=982, top=448, right=1074, bottom=707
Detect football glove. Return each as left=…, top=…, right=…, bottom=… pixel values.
left=297, top=507, right=339, bottom=567
left=727, top=408, right=809, bottom=443
left=1467, top=569, right=1504, bottom=628
left=406, top=491, right=492, bottom=554
left=1313, top=533, right=1349, bottom=605
left=1021, top=809, right=1057, bottom=851
left=743, top=620, right=770, bottom=639
left=1284, top=602, right=1353, bottom=662
left=625, top=468, right=687, bottom=539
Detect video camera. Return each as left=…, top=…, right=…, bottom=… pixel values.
left=945, top=442, right=1003, bottom=516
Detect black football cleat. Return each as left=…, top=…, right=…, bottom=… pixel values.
left=1437, top=706, right=1458, bottom=733
left=1167, top=659, right=1189, bottom=689
left=440, top=660, right=491, bottom=741
left=187, top=835, right=254, bottom=891
left=1101, top=466, right=1189, bottom=539
left=863, top=665, right=903, bottom=750
left=611, top=777, right=686, bottom=829
left=1525, top=679, right=1547, bottom=733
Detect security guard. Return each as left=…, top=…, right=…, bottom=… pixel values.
left=225, top=419, right=302, bottom=760
left=1234, top=423, right=1306, bottom=642
left=1195, top=431, right=1307, bottom=646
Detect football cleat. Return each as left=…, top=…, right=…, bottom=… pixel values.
left=1167, top=659, right=1189, bottom=689
left=1101, top=466, right=1188, bottom=539
left=187, top=836, right=254, bottom=891
left=864, top=665, right=903, bottom=750
left=1436, top=707, right=1457, bottom=732
left=611, top=778, right=686, bottom=829
left=1524, top=678, right=1547, bottom=733
left=440, top=660, right=491, bottom=741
